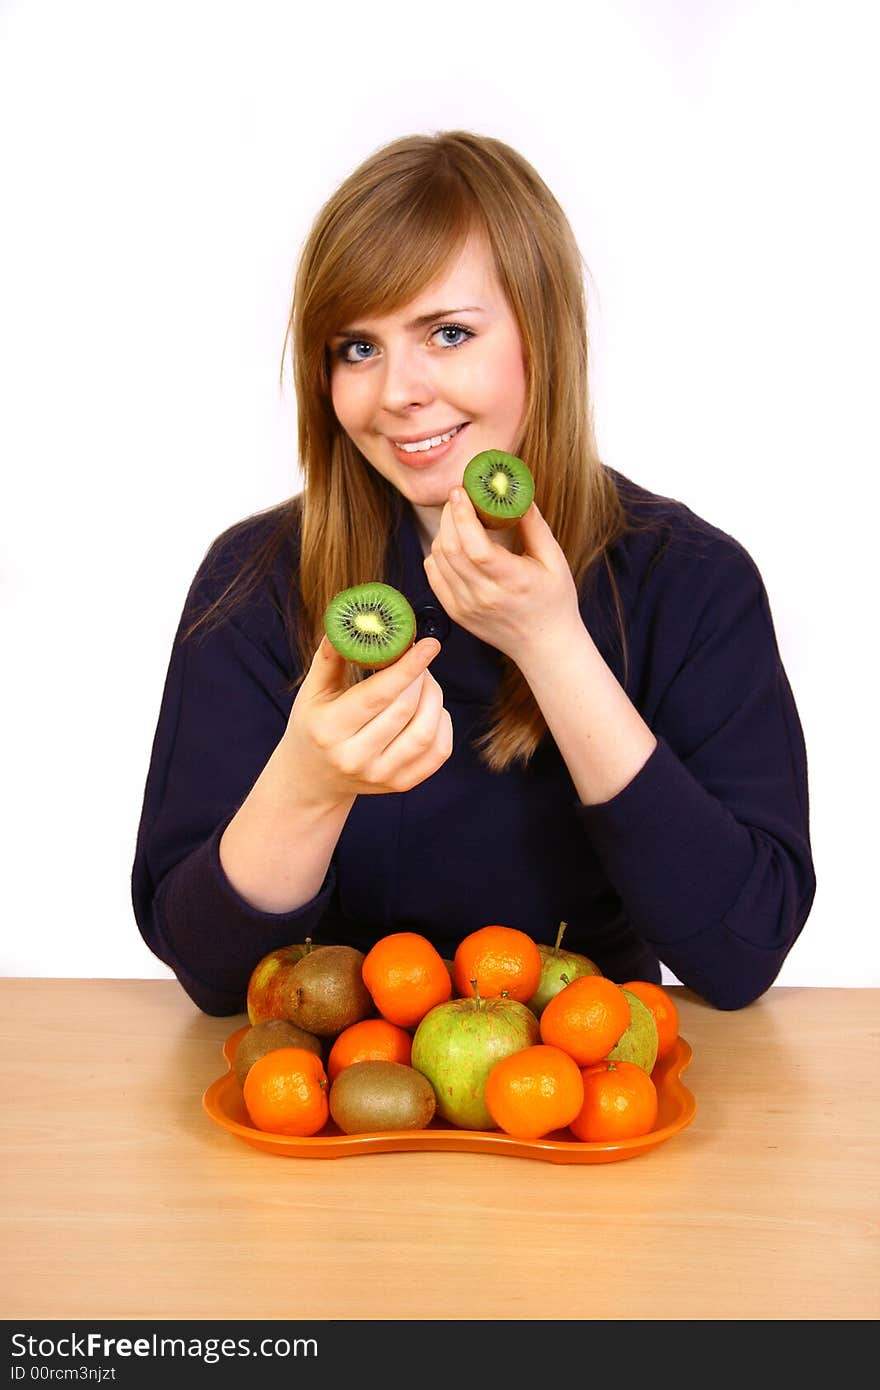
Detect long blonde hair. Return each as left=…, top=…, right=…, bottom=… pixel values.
left=190, top=130, right=635, bottom=771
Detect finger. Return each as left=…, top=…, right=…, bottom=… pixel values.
left=431, top=502, right=478, bottom=589
left=434, top=516, right=502, bottom=610
left=516, top=500, right=559, bottom=565
left=424, top=548, right=459, bottom=612
left=448, top=485, right=497, bottom=566
left=332, top=637, right=441, bottom=737
left=343, top=668, right=430, bottom=760
left=330, top=668, right=435, bottom=784
left=384, top=706, right=454, bottom=791
left=423, top=552, right=455, bottom=613
left=355, top=664, right=439, bottom=767
left=404, top=704, right=454, bottom=787
left=435, top=496, right=465, bottom=573
left=372, top=672, right=450, bottom=785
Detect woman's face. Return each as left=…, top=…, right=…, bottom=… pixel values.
left=327, top=232, right=528, bottom=522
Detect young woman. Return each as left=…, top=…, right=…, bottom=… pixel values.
left=132, top=130, right=815, bottom=1016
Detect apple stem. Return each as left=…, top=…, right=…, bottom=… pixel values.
left=554, top=921, right=568, bottom=953
left=559, top=972, right=571, bottom=987
left=470, top=977, right=482, bottom=1010
left=304, top=937, right=313, bottom=955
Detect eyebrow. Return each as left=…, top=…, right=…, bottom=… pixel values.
left=330, top=306, right=486, bottom=340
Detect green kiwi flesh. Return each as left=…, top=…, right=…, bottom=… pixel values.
left=323, top=582, right=416, bottom=669
left=462, top=450, right=535, bottom=529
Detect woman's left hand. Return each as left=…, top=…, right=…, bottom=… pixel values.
left=423, top=485, right=583, bottom=664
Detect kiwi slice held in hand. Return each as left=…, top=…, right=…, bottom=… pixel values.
left=323, top=581, right=417, bottom=669
left=462, top=450, right=535, bottom=529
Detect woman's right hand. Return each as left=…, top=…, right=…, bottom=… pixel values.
left=281, top=635, right=453, bottom=809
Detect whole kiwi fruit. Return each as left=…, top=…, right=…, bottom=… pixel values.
left=329, top=1060, right=437, bottom=1134
left=324, top=582, right=416, bottom=669
left=286, top=944, right=374, bottom=1036
left=233, top=1019, right=323, bottom=1089
left=462, top=449, right=535, bottom=529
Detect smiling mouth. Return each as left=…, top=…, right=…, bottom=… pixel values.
left=391, top=423, right=469, bottom=454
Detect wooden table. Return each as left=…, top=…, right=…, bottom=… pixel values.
left=1, top=980, right=877, bottom=1321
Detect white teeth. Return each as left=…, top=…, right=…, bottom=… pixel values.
left=395, top=423, right=464, bottom=453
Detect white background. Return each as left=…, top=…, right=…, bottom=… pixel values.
left=1, top=0, right=877, bottom=988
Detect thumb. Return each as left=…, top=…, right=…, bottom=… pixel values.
left=304, top=633, right=347, bottom=695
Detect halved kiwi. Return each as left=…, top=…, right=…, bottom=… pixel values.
left=462, top=450, right=535, bottom=529
left=323, top=581, right=416, bottom=669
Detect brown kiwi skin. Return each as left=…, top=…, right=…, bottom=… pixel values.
left=233, top=1019, right=323, bottom=1089
left=285, top=944, right=375, bottom=1037
left=329, top=1061, right=437, bottom=1134
left=469, top=497, right=521, bottom=532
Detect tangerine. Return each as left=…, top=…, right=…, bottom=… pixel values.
left=622, top=980, right=680, bottom=1062
left=569, top=1059, right=658, bottom=1142
left=362, top=932, right=452, bottom=1028
left=326, top=1017, right=413, bottom=1083
left=539, top=975, right=630, bottom=1066
left=242, top=1047, right=329, bottom=1136
left=485, top=1044, right=585, bottom=1140
left=452, top=925, right=542, bottom=1003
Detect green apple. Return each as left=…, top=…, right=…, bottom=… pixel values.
left=411, top=982, right=540, bottom=1130
left=525, top=922, right=601, bottom=1018
left=604, top=988, right=658, bottom=1073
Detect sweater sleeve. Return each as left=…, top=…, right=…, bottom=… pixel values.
left=131, top=530, right=335, bottom=1015
left=576, top=541, right=816, bottom=1009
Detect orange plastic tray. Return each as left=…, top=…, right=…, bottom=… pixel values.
left=202, top=1026, right=696, bottom=1164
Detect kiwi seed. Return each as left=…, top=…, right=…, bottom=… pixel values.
left=323, top=581, right=416, bottom=669
left=462, top=450, right=535, bottom=530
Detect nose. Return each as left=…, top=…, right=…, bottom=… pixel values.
left=379, top=340, right=436, bottom=414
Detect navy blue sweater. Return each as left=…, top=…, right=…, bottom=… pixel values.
left=131, top=470, right=815, bottom=1014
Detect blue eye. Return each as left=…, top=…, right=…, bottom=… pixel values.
left=436, top=324, right=472, bottom=348
left=334, top=323, right=474, bottom=364
left=338, top=341, right=376, bottom=363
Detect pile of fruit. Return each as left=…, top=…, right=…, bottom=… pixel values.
left=236, top=925, right=680, bottom=1145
